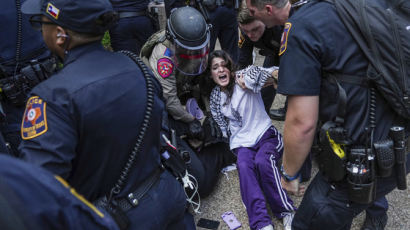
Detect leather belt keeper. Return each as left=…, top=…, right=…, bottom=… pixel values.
left=115, top=167, right=164, bottom=212
left=118, top=11, right=147, bottom=18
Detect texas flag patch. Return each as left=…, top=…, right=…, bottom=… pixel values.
left=21, top=96, right=48, bottom=140
left=279, top=22, right=292, bottom=56
left=157, top=57, right=174, bottom=78
left=46, top=3, right=60, bottom=19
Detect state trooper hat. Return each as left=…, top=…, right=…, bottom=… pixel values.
left=21, top=0, right=116, bottom=34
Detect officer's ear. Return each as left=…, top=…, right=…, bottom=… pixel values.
left=55, top=26, right=68, bottom=45
left=265, top=4, right=274, bottom=15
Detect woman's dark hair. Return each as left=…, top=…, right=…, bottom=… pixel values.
left=201, top=50, right=237, bottom=99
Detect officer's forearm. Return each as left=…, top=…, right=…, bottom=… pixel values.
left=282, top=95, right=319, bottom=177
left=166, top=100, right=195, bottom=123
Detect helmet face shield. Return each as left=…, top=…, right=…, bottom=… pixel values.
left=171, top=33, right=210, bottom=76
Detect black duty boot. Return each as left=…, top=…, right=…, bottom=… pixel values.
left=361, top=213, right=388, bottom=230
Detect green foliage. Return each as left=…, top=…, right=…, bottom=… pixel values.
left=102, top=31, right=112, bottom=51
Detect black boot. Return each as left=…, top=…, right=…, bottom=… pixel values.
left=269, top=108, right=286, bottom=121
left=361, top=213, right=388, bottom=230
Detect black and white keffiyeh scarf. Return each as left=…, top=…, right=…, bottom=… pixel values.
left=210, top=86, right=230, bottom=138
left=209, top=65, right=279, bottom=138
left=236, top=65, right=278, bottom=93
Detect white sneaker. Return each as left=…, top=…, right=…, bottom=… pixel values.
left=282, top=212, right=294, bottom=230
left=260, top=224, right=274, bottom=230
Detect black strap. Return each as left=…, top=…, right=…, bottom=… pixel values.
left=107, top=51, right=155, bottom=200
left=323, top=73, right=347, bottom=124
left=330, top=72, right=369, bottom=88
left=115, top=167, right=164, bottom=212
left=118, top=11, right=147, bottom=18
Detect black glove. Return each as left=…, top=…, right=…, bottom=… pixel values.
left=160, top=138, right=187, bottom=179
left=187, top=119, right=204, bottom=140
left=203, top=116, right=228, bottom=146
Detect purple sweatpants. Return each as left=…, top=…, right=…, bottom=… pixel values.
left=234, top=126, right=295, bottom=230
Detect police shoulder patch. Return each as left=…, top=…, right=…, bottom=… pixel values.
left=21, top=96, right=48, bottom=140
left=157, top=57, right=174, bottom=78
left=279, top=22, right=292, bottom=56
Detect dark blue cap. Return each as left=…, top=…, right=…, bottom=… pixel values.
left=21, top=0, right=116, bottom=34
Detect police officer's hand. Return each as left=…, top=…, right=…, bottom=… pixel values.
left=187, top=119, right=204, bottom=140
left=281, top=177, right=306, bottom=197
left=202, top=116, right=227, bottom=146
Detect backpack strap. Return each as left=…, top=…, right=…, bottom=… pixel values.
left=322, top=72, right=347, bottom=125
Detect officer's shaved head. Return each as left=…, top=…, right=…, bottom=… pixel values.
left=250, top=0, right=288, bottom=9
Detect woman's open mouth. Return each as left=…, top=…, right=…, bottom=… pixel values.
left=219, top=75, right=227, bottom=80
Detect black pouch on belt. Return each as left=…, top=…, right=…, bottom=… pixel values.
left=373, top=139, right=395, bottom=177
left=318, top=121, right=347, bottom=182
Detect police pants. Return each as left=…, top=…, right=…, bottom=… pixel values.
left=178, top=137, right=236, bottom=198
left=169, top=117, right=236, bottom=197
left=208, top=6, right=239, bottom=63
left=109, top=15, right=156, bottom=54
left=126, top=170, right=187, bottom=230
left=292, top=153, right=410, bottom=230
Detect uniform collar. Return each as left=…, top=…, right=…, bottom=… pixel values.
left=63, top=41, right=104, bottom=67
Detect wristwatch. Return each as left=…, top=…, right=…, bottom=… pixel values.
left=280, top=164, right=300, bottom=182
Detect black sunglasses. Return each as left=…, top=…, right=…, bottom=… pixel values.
left=29, top=16, right=56, bottom=31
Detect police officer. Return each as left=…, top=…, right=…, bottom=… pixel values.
left=246, top=0, right=410, bottom=229
left=0, top=154, right=119, bottom=230
left=164, top=0, right=239, bottom=63
left=237, top=5, right=312, bottom=182
left=141, top=6, right=236, bottom=198
left=19, top=0, right=187, bottom=229
left=202, top=0, right=240, bottom=63
left=109, top=0, right=157, bottom=54
left=0, top=0, right=55, bottom=156
left=237, top=6, right=284, bottom=117
left=237, top=1, right=307, bottom=121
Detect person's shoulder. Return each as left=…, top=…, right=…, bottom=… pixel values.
left=290, top=1, right=336, bottom=25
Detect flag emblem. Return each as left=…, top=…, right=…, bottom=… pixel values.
left=46, top=3, right=60, bottom=19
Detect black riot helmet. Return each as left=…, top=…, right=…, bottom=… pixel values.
left=167, top=6, right=211, bottom=76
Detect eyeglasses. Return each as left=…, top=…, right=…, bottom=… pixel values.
left=29, top=16, right=57, bottom=31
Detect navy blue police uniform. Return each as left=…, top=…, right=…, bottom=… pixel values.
left=109, top=0, right=157, bottom=54
left=207, top=3, right=239, bottom=63
left=19, top=0, right=187, bottom=229
left=19, top=42, right=187, bottom=230
left=164, top=0, right=185, bottom=17
left=0, top=154, right=119, bottom=230
left=238, top=26, right=282, bottom=113
left=277, top=1, right=410, bottom=229
left=0, top=0, right=53, bottom=156
left=238, top=26, right=282, bottom=69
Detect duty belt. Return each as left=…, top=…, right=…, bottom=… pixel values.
left=0, top=57, right=56, bottom=106
left=118, top=11, right=147, bottom=18
left=94, top=166, right=164, bottom=213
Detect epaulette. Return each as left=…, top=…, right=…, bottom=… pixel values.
left=292, top=0, right=309, bottom=9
